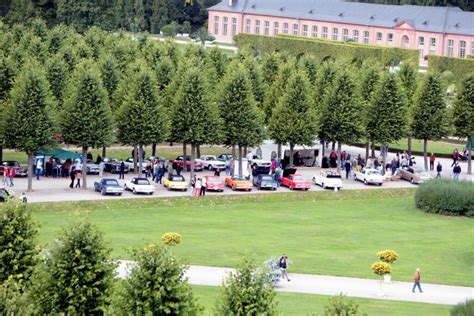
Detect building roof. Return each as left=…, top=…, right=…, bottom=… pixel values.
left=209, top=0, right=474, bottom=36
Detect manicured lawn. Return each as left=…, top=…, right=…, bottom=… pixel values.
left=388, top=139, right=461, bottom=155
left=192, top=285, right=451, bottom=316
left=31, top=189, right=473, bottom=286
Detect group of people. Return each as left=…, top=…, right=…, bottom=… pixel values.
left=145, top=158, right=167, bottom=184
left=191, top=176, right=207, bottom=197
left=2, top=166, right=16, bottom=186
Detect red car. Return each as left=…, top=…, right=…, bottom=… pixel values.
left=280, top=169, right=310, bottom=191
left=205, top=175, right=224, bottom=192
left=169, top=156, right=203, bottom=171
left=0, top=161, right=28, bottom=177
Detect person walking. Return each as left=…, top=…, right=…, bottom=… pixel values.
left=429, top=153, right=436, bottom=171
left=99, top=160, right=105, bottom=178
left=3, top=167, right=10, bottom=187
left=344, top=159, right=351, bottom=179
left=75, top=168, right=82, bottom=188
left=435, top=161, right=442, bottom=179
left=451, top=148, right=459, bottom=167
left=119, top=160, right=125, bottom=179
left=9, top=167, right=15, bottom=186
left=200, top=176, right=207, bottom=196
left=36, top=159, right=43, bottom=180
left=453, top=163, right=461, bottom=181
left=194, top=178, right=201, bottom=197
left=225, top=159, right=230, bottom=176
left=279, top=254, right=290, bottom=282
left=412, top=268, right=423, bottom=293
left=69, top=166, right=76, bottom=188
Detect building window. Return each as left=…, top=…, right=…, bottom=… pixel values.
left=429, top=37, right=436, bottom=54
left=293, top=23, right=299, bottom=35
left=459, top=41, right=466, bottom=58
left=376, top=32, right=382, bottom=41
left=214, top=16, right=219, bottom=35
left=232, top=18, right=237, bottom=35
left=332, top=28, right=338, bottom=40
left=322, top=26, right=328, bottom=39
left=273, top=22, right=279, bottom=35
left=387, top=33, right=393, bottom=43
left=363, top=31, right=369, bottom=44
left=471, top=42, right=474, bottom=56
left=312, top=25, right=318, bottom=37
left=303, top=25, right=308, bottom=36
left=283, top=23, right=288, bottom=34
left=255, top=20, right=260, bottom=35
left=419, top=48, right=424, bottom=59
left=343, top=29, right=348, bottom=41
left=352, top=30, right=359, bottom=42
left=264, top=21, right=270, bottom=35
left=447, top=39, right=454, bottom=57
left=223, top=17, right=228, bottom=36
left=418, top=36, right=424, bottom=46
left=245, top=19, right=251, bottom=33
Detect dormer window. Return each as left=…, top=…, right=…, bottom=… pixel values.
left=454, top=23, right=460, bottom=28
left=251, top=4, right=255, bottom=9
left=339, top=12, right=344, bottom=17
left=280, top=7, right=284, bottom=11
left=393, top=18, right=399, bottom=23
left=423, top=20, right=428, bottom=26
left=309, top=9, right=314, bottom=14
left=370, top=15, right=375, bottom=20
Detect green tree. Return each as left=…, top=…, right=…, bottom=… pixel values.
left=320, top=68, right=365, bottom=171
left=452, top=74, right=474, bottom=174
left=269, top=70, right=318, bottom=167
left=161, top=21, right=178, bottom=37
left=29, top=221, right=116, bottom=314
left=367, top=72, right=408, bottom=173
left=322, top=293, right=363, bottom=316
left=6, top=60, right=55, bottom=192
left=113, top=243, right=201, bottom=314
left=217, top=63, right=265, bottom=177
left=261, top=51, right=283, bottom=88
left=181, top=20, right=192, bottom=34
left=215, top=258, right=277, bottom=315
left=60, top=60, right=113, bottom=189
left=298, top=54, right=319, bottom=86
left=262, top=59, right=294, bottom=123
left=397, top=63, right=418, bottom=156
left=45, top=54, right=69, bottom=106
left=116, top=61, right=167, bottom=174
left=412, top=73, right=448, bottom=169
left=0, top=201, right=38, bottom=285
left=190, top=27, right=215, bottom=45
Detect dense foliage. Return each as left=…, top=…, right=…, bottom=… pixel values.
left=415, top=180, right=474, bottom=217
left=350, top=0, right=473, bottom=11
left=428, top=56, right=474, bottom=83
left=322, top=293, right=364, bottom=316
left=451, top=299, right=474, bottom=316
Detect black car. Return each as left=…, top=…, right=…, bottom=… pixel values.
left=104, top=159, right=129, bottom=174
left=0, top=188, right=15, bottom=202
left=253, top=174, right=278, bottom=190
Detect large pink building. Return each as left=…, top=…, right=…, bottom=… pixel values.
left=208, top=0, right=474, bottom=64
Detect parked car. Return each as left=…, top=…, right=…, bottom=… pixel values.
left=354, top=168, right=384, bottom=186
left=169, top=156, right=203, bottom=171
left=280, top=168, right=310, bottom=190
left=86, top=160, right=100, bottom=174
left=104, top=159, right=129, bottom=174
left=94, top=178, right=123, bottom=196
left=124, top=157, right=147, bottom=172
left=199, top=155, right=226, bottom=171
left=247, top=153, right=272, bottom=169
left=0, top=161, right=28, bottom=177
left=0, top=187, right=15, bottom=202
left=204, top=175, right=224, bottom=192
left=312, top=170, right=343, bottom=190
left=398, top=167, right=432, bottom=184
left=225, top=176, right=252, bottom=191
left=253, top=174, right=278, bottom=190
left=124, top=177, right=155, bottom=195
left=163, top=174, right=188, bottom=191
left=217, top=154, right=233, bottom=162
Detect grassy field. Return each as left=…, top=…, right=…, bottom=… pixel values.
left=30, top=189, right=473, bottom=286
left=388, top=139, right=462, bottom=155
left=192, top=285, right=451, bottom=316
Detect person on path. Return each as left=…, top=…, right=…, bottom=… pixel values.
left=453, top=163, right=461, bottom=181
left=344, top=159, right=351, bottom=179
left=279, top=254, right=290, bottom=282
left=429, top=153, right=436, bottom=171
left=36, top=159, right=43, bottom=180
left=3, top=167, right=10, bottom=187
left=412, top=268, right=423, bottom=293
left=9, top=167, right=15, bottom=186
left=75, top=168, right=82, bottom=188
left=69, top=166, right=76, bottom=188
left=176, top=163, right=182, bottom=176
left=119, top=161, right=125, bottom=179
left=194, top=178, right=201, bottom=197
left=436, top=162, right=442, bottom=179
left=200, top=176, right=207, bottom=196
left=99, top=161, right=105, bottom=178
left=225, top=159, right=230, bottom=176
left=451, top=148, right=459, bottom=167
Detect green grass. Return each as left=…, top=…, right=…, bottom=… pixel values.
left=192, top=285, right=451, bottom=316
left=30, top=189, right=473, bottom=286
left=388, top=139, right=461, bottom=155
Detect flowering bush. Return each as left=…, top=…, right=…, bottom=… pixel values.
left=376, top=249, right=399, bottom=264
left=160, top=232, right=182, bottom=246
left=371, top=261, right=391, bottom=275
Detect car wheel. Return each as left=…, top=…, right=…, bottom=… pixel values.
left=167, top=186, right=171, bottom=191
left=272, top=187, right=276, bottom=191
left=232, top=185, right=235, bottom=191
left=289, top=185, right=293, bottom=190
left=322, top=183, right=326, bottom=189
left=133, top=188, right=137, bottom=195
left=364, top=179, right=368, bottom=185
left=149, top=192, right=154, bottom=195
left=101, top=188, right=106, bottom=196
left=257, top=185, right=261, bottom=190
left=118, top=193, right=122, bottom=196
left=378, top=183, right=383, bottom=186
left=208, top=165, right=213, bottom=171
left=411, top=178, right=415, bottom=184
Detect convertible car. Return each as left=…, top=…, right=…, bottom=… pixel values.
left=94, top=178, right=123, bottom=196
left=124, top=177, right=155, bottom=195
left=312, top=170, right=343, bottom=190
left=163, top=174, right=188, bottom=191
left=225, top=176, right=252, bottom=191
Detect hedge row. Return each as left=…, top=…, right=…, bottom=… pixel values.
left=414, top=179, right=474, bottom=217
left=428, top=55, right=474, bottom=82
left=234, top=33, right=419, bottom=66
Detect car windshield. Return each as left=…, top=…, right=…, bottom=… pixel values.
left=172, top=176, right=185, bottom=181
left=137, top=179, right=150, bottom=185
left=105, top=180, right=118, bottom=186
left=414, top=169, right=428, bottom=176
left=3, top=161, right=19, bottom=167
left=207, top=177, right=221, bottom=183
left=293, top=176, right=305, bottom=181
left=232, top=177, right=247, bottom=181
left=367, top=170, right=379, bottom=176
left=260, top=175, right=273, bottom=181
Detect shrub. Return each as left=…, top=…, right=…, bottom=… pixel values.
left=415, top=179, right=474, bottom=217
left=322, top=293, right=364, bottom=316
left=264, top=256, right=292, bottom=285
left=371, top=261, right=391, bottom=275
left=161, top=232, right=182, bottom=246
left=376, top=249, right=399, bottom=264
left=428, top=55, right=474, bottom=84
left=451, top=299, right=474, bottom=316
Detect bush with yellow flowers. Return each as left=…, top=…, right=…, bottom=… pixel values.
left=376, top=249, right=399, bottom=264
left=371, top=261, right=391, bottom=276
left=160, top=232, right=182, bottom=246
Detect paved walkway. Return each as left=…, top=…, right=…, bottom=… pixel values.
left=116, top=261, right=473, bottom=306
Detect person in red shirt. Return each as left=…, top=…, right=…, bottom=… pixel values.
left=3, top=167, right=10, bottom=187
left=9, top=167, right=15, bottom=186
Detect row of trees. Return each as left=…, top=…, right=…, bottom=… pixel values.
left=350, top=0, right=473, bottom=11
left=1, top=20, right=472, bottom=193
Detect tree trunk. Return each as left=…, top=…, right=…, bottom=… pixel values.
left=331, top=142, right=335, bottom=151
left=238, top=145, right=243, bottom=178
left=289, top=143, right=294, bottom=167
left=232, top=145, right=236, bottom=159
left=277, top=143, right=282, bottom=160
left=365, top=142, right=370, bottom=162
left=423, top=139, right=428, bottom=170
left=196, top=144, right=201, bottom=158
left=320, top=140, right=325, bottom=157
left=82, top=146, right=88, bottom=190
left=183, top=143, right=187, bottom=171
left=337, top=142, right=342, bottom=173
left=133, top=144, right=138, bottom=173
left=102, top=146, right=106, bottom=159
left=0, top=144, right=3, bottom=162
left=152, top=143, right=156, bottom=156
left=244, top=146, right=247, bottom=157
left=138, top=144, right=144, bottom=175
left=382, top=144, right=387, bottom=176
left=468, top=136, right=472, bottom=175
left=407, top=136, right=412, bottom=157
left=27, top=153, right=33, bottom=192
left=190, top=144, right=195, bottom=183
left=371, top=141, right=375, bottom=158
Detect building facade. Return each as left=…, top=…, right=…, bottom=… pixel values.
left=208, top=0, right=474, bottom=64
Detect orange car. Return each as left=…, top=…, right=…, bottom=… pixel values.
left=225, top=176, right=252, bottom=191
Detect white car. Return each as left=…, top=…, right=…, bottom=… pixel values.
left=354, top=168, right=384, bottom=186
left=312, top=170, right=343, bottom=190
left=198, top=155, right=226, bottom=171
left=124, top=177, right=155, bottom=195
left=124, top=157, right=147, bottom=172
left=86, top=160, right=100, bottom=174
left=247, top=154, right=272, bottom=169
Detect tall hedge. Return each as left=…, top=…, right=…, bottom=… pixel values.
left=428, top=55, right=474, bottom=83
left=234, top=34, right=419, bottom=66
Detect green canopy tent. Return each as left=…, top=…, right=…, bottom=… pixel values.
left=35, top=148, right=82, bottom=160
